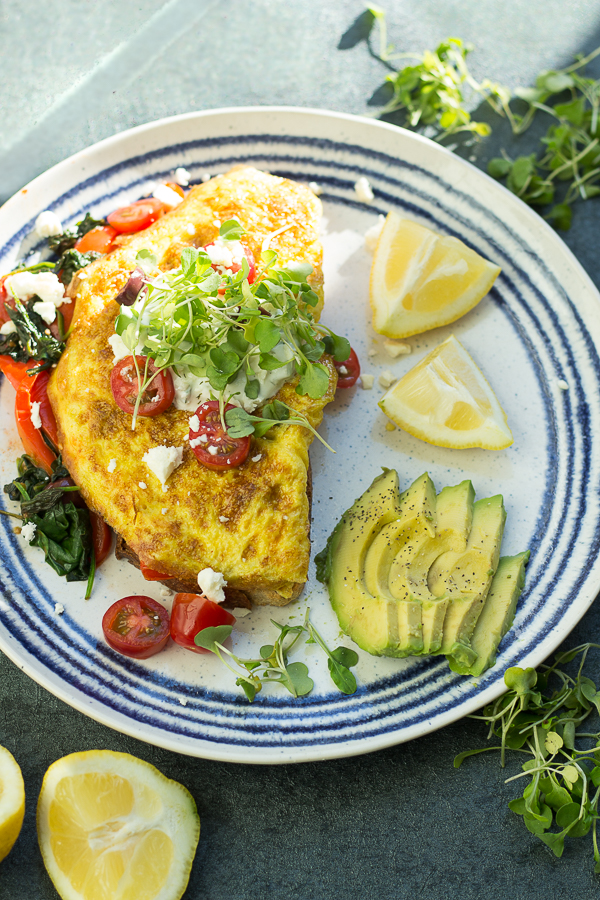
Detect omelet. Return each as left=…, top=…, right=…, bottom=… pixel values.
left=47, top=166, right=336, bottom=605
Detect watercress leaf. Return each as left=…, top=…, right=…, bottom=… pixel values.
left=545, top=731, right=564, bottom=755
left=259, top=351, right=289, bottom=371
left=547, top=203, right=572, bottom=231
left=327, top=657, right=357, bottom=694
left=562, top=720, right=576, bottom=750
left=555, top=801, right=582, bottom=829
left=219, top=219, right=245, bottom=241
left=524, top=813, right=549, bottom=836
left=544, top=782, right=572, bottom=811
left=453, top=747, right=503, bottom=768
left=539, top=831, right=565, bottom=857
left=179, top=247, right=199, bottom=273
left=262, top=399, right=290, bottom=421
left=591, top=767, right=600, bottom=788
left=328, top=333, right=352, bottom=362
left=301, top=288, right=319, bottom=308
left=253, top=420, right=279, bottom=439
left=236, top=678, right=257, bottom=702
left=538, top=71, right=574, bottom=93
left=296, top=361, right=330, bottom=399
left=209, top=347, right=239, bottom=375
left=554, top=98, right=585, bottom=126
left=281, top=261, right=313, bottom=282
left=504, top=667, right=537, bottom=694
left=254, top=317, right=281, bottom=353
left=302, top=340, right=326, bottom=362
left=286, top=662, right=314, bottom=697
left=506, top=155, right=537, bottom=194
left=224, top=407, right=256, bottom=438
left=225, top=329, right=250, bottom=357
left=245, top=377, right=260, bottom=400
left=508, top=797, right=527, bottom=816
left=194, top=625, right=233, bottom=652
left=197, top=272, right=221, bottom=293
left=260, top=644, right=275, bottom=659
left=562, top=765, right=579, bottom=786
left=331, top=646, right=359, bottom=668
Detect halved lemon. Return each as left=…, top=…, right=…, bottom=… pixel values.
left=0, top=744, right=25, bottom=863
left=379, top=335, right=513, bottom=449
left=370, top=212, right=501, bottom=338
left=37, top=750, right=200, bottom=900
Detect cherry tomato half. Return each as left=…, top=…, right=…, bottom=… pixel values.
left=170, top=593, right=236, bottom=654
left=90, top=513, right=112, bottom=567
left=15, top=369, right=59, bottom=473
left=110, top=355, right=175, bottom=417
left=334, top=347, right=361, bottom=389
left=189, top=400, right=251, bottom=471
left=74, top=225, right=118, bottom=254
left=204, top=243, right=256, bottom=286
left=107, top=198, right=165, bottom=234
left=102, top=595, right=170, bottom=659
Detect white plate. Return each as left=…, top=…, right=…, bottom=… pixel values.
left=1, top=108, right=599, bottom=764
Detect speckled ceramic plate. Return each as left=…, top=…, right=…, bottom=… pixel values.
left=1, top=108, right=599, bottom=764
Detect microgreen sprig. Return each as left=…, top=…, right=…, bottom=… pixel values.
left=455, top=644, right=600, bottom=870
left=194, top=608, right=359, bottom=702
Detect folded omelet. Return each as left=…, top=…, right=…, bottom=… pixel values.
left=48, top=166, right=336, bottom=605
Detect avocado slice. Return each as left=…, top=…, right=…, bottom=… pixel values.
left=363, top=472, right=437, bottom=656
left=315, top=469, right=404, bottom=656
left=449, top=550, right=530, bottom=676
left=395, top=480, right=475, bottom=654
left=430, top=495, right=506, bottom=666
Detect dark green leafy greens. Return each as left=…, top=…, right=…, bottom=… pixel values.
left=0, top=298, right=63, bottom=367
left=455, top=645, right=600, bottom=871
left=47, top=212, right=106, bottom=256
left=194, top=608, right=359, bottom=702
left=3, top=455, right=95, bottom=594
left=360, top=6, right=600, bottom=228
left=55, top=249, right=102, bottom=285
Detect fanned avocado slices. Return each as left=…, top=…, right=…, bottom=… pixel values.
left=316, top=469, right=528, bottom=677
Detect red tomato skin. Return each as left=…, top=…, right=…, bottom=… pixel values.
left=140, top=561, right=170, bottom=581
left=0, top=357, right=36, bottom=389
left=0, top=276, right=12, bottom=324
left=74, top=225, right=118, bottom=254
left=164, top=182, right=186, bottom=199
left=15, top=369, right=58, bottom=473
left=90, top=513, right=112, bottom=567
left=107, top=198, right=165, bottom=234
left=334, top=347, right=361, bottom=389
left=170, top=593, right=236, bottom=654
left=102, top=595, right=170, bottom=659
left=110, top=355, right=175, bottom=417
left=189, top=400, right=251, bottom=471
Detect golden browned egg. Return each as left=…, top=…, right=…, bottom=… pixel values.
left=47, top=166, right=336, bottom=606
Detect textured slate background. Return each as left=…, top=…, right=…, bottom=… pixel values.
left=2, top=1, right=600, bottom=897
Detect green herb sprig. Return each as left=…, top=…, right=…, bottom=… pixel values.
left=194, top=608, right=359, bottom=702
left=455, top=645, right=600, bottom=869
left=0, top=297, right=64, bottom=368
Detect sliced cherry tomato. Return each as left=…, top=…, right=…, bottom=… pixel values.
left=0, top=357, right=36, bottom=389
left=140, top=561, right=171, bottom=581
left=189, top=400, right=250, bottom=471
left=334, top=347, right=361, bottom=389
left=204, top=243, right=256, bottom=286
left=102, top=595, right=170, bottom=659
left=164, top=182, right=186, bottom=199
left=90, top=513, right=112, bottom=567
left=107, top=198, right=165, bottom=234
left=74, top=225, right=118, bottom=254
left=15, top=369, right=59, bottom=473
left=170, top=592, right=236, bottom=654
left=110, top=355, right=175, bottom=417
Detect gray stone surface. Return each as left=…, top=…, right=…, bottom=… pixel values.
left=1, top=1, right=600, bottom=897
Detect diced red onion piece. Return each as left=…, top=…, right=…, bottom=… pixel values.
left=115, top=267, right=147, bottom=306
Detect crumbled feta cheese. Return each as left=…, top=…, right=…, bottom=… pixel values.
left=354, top=176, right=374, bottom=203
left=189, top=436, right=203, bottom=449
left=32, top=300, right=57, bottom=324
left=360, top=374, right=375, bottom=390
left=35, top=210, right=63, bottom=238
left=142, top=444, right=184, bottom=486
left=219, top=515, right=230, bottom=523
left=201, top=172, right=212, bottom=183
left=179, top=697, right=188, bottom=706
left=365, top=215, right=385, bottom=252
left=152, top=184, right=183, bottom=209
left=174, top=167, right=191, bottom=186
left=308, top=181, right=322, bottom=195
left=207, top=445, right=218, bottom=456
left=251, top=454, right=262, bottom=462
left=0, top=320, right=16, bottom=335
left=384, top=340, right=411, bottom=358
left=5, top=271, right=65, bottom=307
left=557, top=379, right=569, bottom=391
left=161, top=508, right=167, bottom=515
left=162, top=484, right=168, bottom=493
left=188, top=414, right=200, bottom=432
left=283, top=515, right=288, bottom=520
left=107, top=458, right=117, bottom=473
left=54, top=602, right=65, bottom=615
left=185, top=223, right=195, bottom=235
left=30, top=401, right=42, bottom=430
left=338, top=365, right=348, bottom=376
left=21, top=521, right=36, bottom=542
left=379, top=370, right=396, bottom=388
left=204, top=236, right=245, bottom=269
left=197, top=567, right=227, bottom=604
left=139, top=482, right=147, bottom=490
left=159, top=586, right=172, bottom=598
left=234, top=607, right=251, bottom=618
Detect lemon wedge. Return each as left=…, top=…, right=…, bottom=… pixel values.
left=370, top=212, right=501, bottom=338
left=0, top=744, right=25, bottom=863
left=379, top=335, right=513, bottom=449
left=37, top=750, right=200, bottom=900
